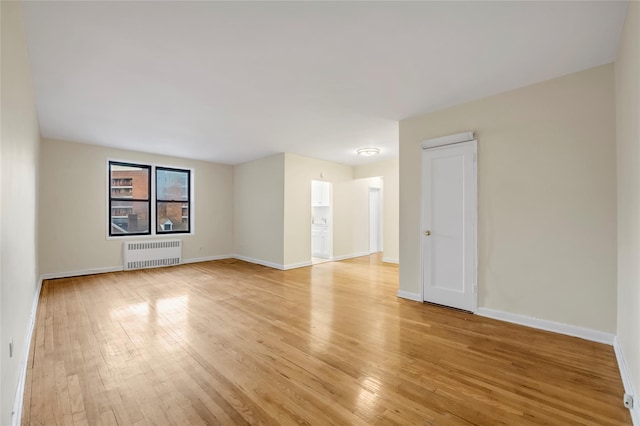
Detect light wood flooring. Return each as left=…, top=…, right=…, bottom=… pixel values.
left=22, top=255, right=630, bottom=425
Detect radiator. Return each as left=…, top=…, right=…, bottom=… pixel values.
left=123, top=240, right=182, bottom=271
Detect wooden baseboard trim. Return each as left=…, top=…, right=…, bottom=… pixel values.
left=476, top=307, right=615, bottom=345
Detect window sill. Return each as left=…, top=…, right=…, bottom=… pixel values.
left=107, top=232, right=194, bottom=241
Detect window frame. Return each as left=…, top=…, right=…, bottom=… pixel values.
left=106, top=159, right=195, bottom=239
left=108, top=161, right=152, bottom=237
left=155, top=166, right=191, bottom=235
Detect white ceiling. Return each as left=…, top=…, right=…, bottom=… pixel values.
left=22, top=1, right=628, bottom=166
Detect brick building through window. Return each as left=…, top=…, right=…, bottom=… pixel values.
left=110, top=165, right=150, bottom=235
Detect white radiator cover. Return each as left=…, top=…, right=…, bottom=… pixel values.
left=124, top=240, right=182, bottom=271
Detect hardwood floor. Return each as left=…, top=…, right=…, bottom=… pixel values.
left=23, top=255, right=630, bottom=425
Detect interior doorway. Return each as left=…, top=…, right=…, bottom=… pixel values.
left=311, top=180, right=332, bottom=265
left=369, top=187, right=382, bottom=253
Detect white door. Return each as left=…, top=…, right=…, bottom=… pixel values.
left=422, top=140, right=477, bottom=312
left=369, top=188, right=382, bottom=253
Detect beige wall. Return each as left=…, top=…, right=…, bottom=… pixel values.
left=332, top=178, right=371, bottom=259
left=282, top=153, right=353, bottom=266
left=39, top=139, right=234, bottom=275
left=1, top=2, right=41, bottom=424
left=242, top=153, right=394, bottom=268
left=40, top=143, right=383, bottom=273
left=355, top=159, right=399, bottom=263
left=234, top=154, right=285, bottom=266
left=615, top=0, right=640, bottom=409
left=399, top=64, right=617, bottom=333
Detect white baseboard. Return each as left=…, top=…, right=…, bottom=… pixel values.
left=476, top=307, right=615, bottom=345
left=331, top=252, right=371, bottom=262
left=41, top=255, right=238, bottom=278
left=234, top=252, right=374, bottom=270
left=397, top=290, right=422, bottom=302
left=235, top=252, right=384, bottom=270
left=614, top=337, right=640, bottom=425
left=232, top=255, right=285, bottom=270
left=235, top=252, right=373, bottom=270
left=283, top=261, right=313, bottom=270
left=382, top=257, right=399, bottom=264
left=12, top=276, right=43, bottom=426
left=40, top=266, right=123, bottom=280
left=182, top=254, right=234, bottom=264
left=225, top=255, right=311, bottom=271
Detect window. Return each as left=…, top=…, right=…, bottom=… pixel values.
left=108, top=161, right=192, bottom=237
left=156, top=167, right=190, bottom=234
left=109, top=162, right=151, bottom=236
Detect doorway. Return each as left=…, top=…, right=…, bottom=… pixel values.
left=311, top=180, right=332, bottom=265
left=369, top=187, right=382, bottom=253
left=422, top=139, right=477, bottom=312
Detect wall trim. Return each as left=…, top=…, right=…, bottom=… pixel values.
left=397, top=290, right=422, bottom=302
left=232, top=255, right=285, bottom=270
left=182, top=254, right=234, bottom=264
left=421, top=131, right=475, bottom=149
left=382, top=257, right=399, bottom=264
left=12, top=276, right=43, bottom=426
left=331, top=252, right=371, bottom=262
left=476, top=307, right=615, bottom=345
left=42, top=256, right=245, bottom=279
left=40, top=266, right=124, bottom=280
left=283, top=261, right=313, bottom=270
left=614, top=337, right=640, bottom=425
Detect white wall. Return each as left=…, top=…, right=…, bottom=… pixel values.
left=0, top=2, right=41, bottom=424
left=282, top=153, right=353, bottom=266
left=39, top=139, right=234, bottom=275
left=354, top=159, right=399, bottom=263
left=234, top=154, right=285, bottom=267
left=615, top=1, right=640, bottom=419
left=399, top=64, right=617, bottom=333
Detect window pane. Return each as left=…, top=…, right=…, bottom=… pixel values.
left=111, top=164, right=149, bottom=200
left=157, top=169, right=188, bottom=201
left=110, top=201, right=150, bottom=234
left=157, top=202, right=189, bottom=233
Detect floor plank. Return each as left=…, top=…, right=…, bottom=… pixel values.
left=22, top=255, right=630, bottom=425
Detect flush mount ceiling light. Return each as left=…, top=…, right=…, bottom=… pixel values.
left=356, top=147, right=380, bottom=157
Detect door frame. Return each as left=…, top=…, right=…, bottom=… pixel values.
left=420, top=134, right=478, bottom=312
left=310, top=180, right=333, bottom=261
left=369, top=187, right=383, bottom=253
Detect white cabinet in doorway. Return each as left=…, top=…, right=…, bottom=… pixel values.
left=312, top=181, right=331, bottom=206
left=312, top=225, right=330, bottom=258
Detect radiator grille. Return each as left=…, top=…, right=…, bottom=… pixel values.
left=124, top=240, right=182, bottom=271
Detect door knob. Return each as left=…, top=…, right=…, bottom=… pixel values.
left=424, top=230, right=431, bottom=236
